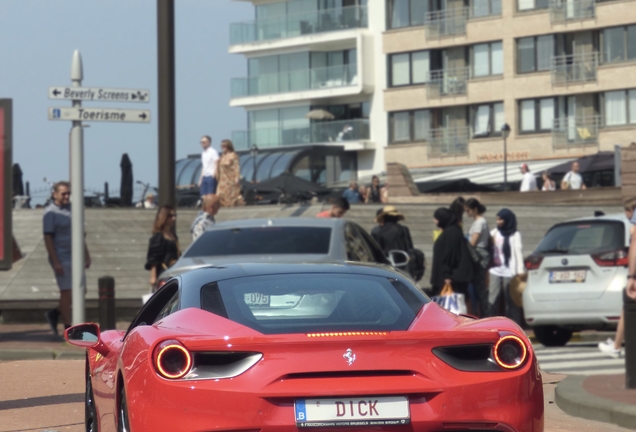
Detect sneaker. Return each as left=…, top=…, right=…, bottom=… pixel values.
left=45, top=308, right=60, bottom=336
left=598, top=338, right=622, bottom=359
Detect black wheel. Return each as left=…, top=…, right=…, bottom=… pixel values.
left=85, top=370, right=98, bottom=432
left=118, top=387, right=130, bottom=432
left=533, top=325, right=573, bottom=347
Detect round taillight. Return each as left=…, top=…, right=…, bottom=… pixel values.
left=154, top=340, right=192, bottom=379
left=493, top=335, right=528, bottom=370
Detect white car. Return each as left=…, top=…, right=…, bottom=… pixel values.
left=523, top=213, right=629, bottom=346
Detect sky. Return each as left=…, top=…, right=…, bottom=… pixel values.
left=0, top=0, right=252, bottom=202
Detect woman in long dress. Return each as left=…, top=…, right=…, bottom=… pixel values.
left=216, top=139, right=243, bottom=207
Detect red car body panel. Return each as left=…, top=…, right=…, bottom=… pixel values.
left=85, top=303, right=543, bottom=432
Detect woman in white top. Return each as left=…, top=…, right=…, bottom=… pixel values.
left=488, top=208, right=524, bottom=326
left=465, top=198, right=490, bottom=318
left=541, top=171, right=555, bottom=191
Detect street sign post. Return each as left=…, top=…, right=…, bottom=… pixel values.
left=48, top=50, right=150, bottom=325
left=49, top=86, right=150, bottom=102
left=49, top=107, right=150, bottom=123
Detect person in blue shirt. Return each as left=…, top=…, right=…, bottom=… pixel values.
left=342, top=181, right=361, bottom=204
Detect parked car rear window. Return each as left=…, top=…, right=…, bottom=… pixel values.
left=185, top=227, right=331, bottom=257
left=535, top=221, right=625, bottom=255
left=201, top=273, right=428, bottom=335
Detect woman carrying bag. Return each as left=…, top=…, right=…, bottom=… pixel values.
left=465, top=198, right=491, bottom=318
left=145, top=205, right=181, bottom=291
left=430, top=208, right=474, bottom=314
left=488, top=208, right=524, bottom=326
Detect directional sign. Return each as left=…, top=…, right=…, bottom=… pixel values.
left=48, top=107, right=150, bottom=123
left=48, top=86, right=150, bottom=103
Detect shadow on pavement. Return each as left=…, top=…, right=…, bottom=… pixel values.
left=0, top=392, right=83, bottom=411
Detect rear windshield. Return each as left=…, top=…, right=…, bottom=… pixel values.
left=201, top=274, right=428, bottom=335
left=185, top=227, right=331, bottom=257
left=536, top=221, right=625, bottom=255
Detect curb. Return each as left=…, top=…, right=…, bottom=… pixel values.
left=527, top=331, right=613, bottom=345
left=555, top=375, right=636, bottom=430
left=0, top=349, right=85, bottom=361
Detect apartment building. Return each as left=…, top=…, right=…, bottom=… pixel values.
left=228, top=0, right=636, bottom=185
left=384, top=0, right=636, bottom=176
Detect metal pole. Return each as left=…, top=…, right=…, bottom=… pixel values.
left=70, top=50, right=85, bottom=325
left=157, top=0, right=176, bottom=208
left=98, top=276, right=116, bottom=330
left=503, top=136, right=508, bottom=191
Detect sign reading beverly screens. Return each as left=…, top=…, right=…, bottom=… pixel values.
left=49, top=86, right=150, bottom=102
left=48, top=107, right=150, bottom=123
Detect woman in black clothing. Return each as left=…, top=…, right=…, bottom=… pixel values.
left=145, top=205, right=180, bottom=290
left=430, top=208, right=474, bottom=302
left=368, top=175, right=382, bottom=204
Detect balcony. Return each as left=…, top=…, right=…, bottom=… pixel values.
left=552, top=116, right=600, bottom=149
left=549, top=0, right=595, bottom=23
left=424, top=7, right=470, bottom=38
left=231, top=64, right=358, bottom=99
left=230, top=5, right=367, bottom=46
left=551, top=52, right=599, bottom=85
left=232, top=119, right=370, bottom=151
left=426, top=67, right=470, bottom=99
left=427, top=126, right=471, bottom=157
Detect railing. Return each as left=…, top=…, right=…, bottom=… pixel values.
left=427, top=126, right=471, bottom=157
left=232, top=119, right=370, bottom=150
left=551, top=52, right=599, bottom=85
left=426, top=67, right=471, bottom=99
left=550, top=0, right=595, bottom=23
left=552, top=116, right=600, bottom=149
left=425, top=7, right=469, bottom=38
left=231, top=64, right=358, bottom=98
left=230, top=5, right=367, bottom=45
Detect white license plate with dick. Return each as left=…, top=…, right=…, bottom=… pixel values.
left=295, top=396, right=410, bottom=427
left=549, top=270, right=587, bottom=283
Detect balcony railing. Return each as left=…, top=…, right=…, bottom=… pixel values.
left=230, top=5, right=367, bottom=45
left=232, top=119, right=370, bottom=151
left=551, top=52, right=599, bottom=85
left=550, top=0, right=595, bottom=23
left=425, top=7, right=469, bottom=38
left=231, top=64, right=358, bottom=98
left=427, top=126, right=471, bottom=157
left=552, top=116, right=600, bottom=149
left=426, top=67, right=471, bottom=99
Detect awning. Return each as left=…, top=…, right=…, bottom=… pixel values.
left=412, top=158, right=576, bottom=185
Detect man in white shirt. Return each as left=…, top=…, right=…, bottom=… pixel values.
left=198, top=135, right=220, bottom=198
left=519, top=163, right=538, bottom=192
left=561, top=161, right=586, bottom=190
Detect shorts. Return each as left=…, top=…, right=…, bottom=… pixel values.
left=200, top=176, right=217, bottom=195
left=54, top=262, right=85, bottom=291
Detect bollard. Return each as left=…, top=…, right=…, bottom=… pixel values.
left=98, top=276, right=116, bottom=331
left=625, top=290, right=636, bottom=389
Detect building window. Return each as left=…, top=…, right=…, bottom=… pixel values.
left=389, top=51, right=430, bottom=86
left=471, top=102, right=504, bottom=137
left=604, top=90, right=636, bottom=126
left=387, top=0, right=428, bottom=29
left=472, top=41, right=503, bottom=77
left=602, top=25, right=636, bottom=64
left=517, top=35, right=554, bottom=73
left=389, top=109, right=430, bottom=143
left=473, top=0, right=502, bottom=17
left=517, top=0, right=549, bottom=11
left=519, top=97, right=557, bottom=132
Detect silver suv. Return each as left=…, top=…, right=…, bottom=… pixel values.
left=523, top=214, right=629, bottom=346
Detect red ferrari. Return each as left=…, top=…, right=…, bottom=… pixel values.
left=66, top=263, right=543, bottom=432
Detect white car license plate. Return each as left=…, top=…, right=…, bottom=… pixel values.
left=549, top=270, right=587, bottom=283
left=243, top=293, right=270, bottom=306
left=295, top=396, right=410, bottom=427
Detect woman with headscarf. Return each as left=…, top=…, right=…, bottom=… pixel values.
left=430, top=208, right=474, bottom=307
left=488, top=208, right=524, bottom=325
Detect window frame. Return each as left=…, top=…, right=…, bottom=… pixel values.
left=517, top=97, right=558, bottom=134
left=389, top=109, right=431, bottom=144
left=386, top=0, right=428, bottom=30
left=602, top=89, right=636, bottom=127
left=516, top=35, right=554, bottom=74
left=471, top=41, right=503, bottom=77
left=388, top=50, right=429, bottom=87
left=602, top=25, right=636, bottom=64
left=516, top=0, right=549, bottom=12
left=470, top=102, right=504, bottom=138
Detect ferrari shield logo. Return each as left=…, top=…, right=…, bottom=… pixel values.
left=343, top=348, right=356, bottom=366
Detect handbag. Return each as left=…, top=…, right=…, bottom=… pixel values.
left=431, top=282, right=468, bottom=315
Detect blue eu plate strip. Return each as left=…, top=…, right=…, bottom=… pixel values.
left=295, top=400, right=307, bottom=422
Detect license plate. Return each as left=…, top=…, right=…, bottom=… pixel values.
left=295, top=396, right=410, bottom=427
left=549, top=270, right=587, bottom=283
left=244, top=293, right=270, bottom=306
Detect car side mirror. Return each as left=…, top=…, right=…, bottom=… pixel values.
left=64, top=323, right=110, bottom=355
left=387, top=250, right=410, bottom=268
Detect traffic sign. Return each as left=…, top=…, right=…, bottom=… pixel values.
left=48, top=107, right=150, bottom=123
left=48, top=86, right=150, bottom=103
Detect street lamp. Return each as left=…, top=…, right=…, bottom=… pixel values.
left=501, top=123, right=511, bottom=191
left=250, top=144, right=259, bottom=183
